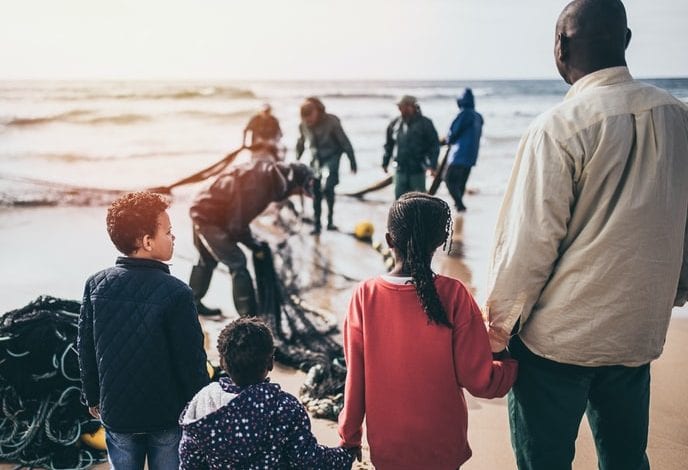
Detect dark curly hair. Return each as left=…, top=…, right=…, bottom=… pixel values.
left=217, top=317, right=275, bottom=386
left=106, top=191, right=169, bottom=255
left=388, top=192, right=453, bottom=327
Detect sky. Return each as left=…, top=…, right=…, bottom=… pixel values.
left=0, top=0, right=686, bottom=80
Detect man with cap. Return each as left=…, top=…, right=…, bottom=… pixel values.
left=296, top=97, right=357, bottom=234
left=382, top=95, right=440, bottom=199
left=441, top=88, right=484, bottom=212
left=243, top=103, right=282, bottom=149
left=188, top=155, right=313, bottom=317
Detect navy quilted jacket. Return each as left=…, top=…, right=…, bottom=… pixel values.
left=78, top=257, right=209, bottom=433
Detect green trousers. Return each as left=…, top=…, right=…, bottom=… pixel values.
left=394, top=170, right=426, bottom=199
left=508, top=337, right=650, bottom=470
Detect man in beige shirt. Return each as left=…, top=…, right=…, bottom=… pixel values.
left=486, top=1, right=688, bottom=469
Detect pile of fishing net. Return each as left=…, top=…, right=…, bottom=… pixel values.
left=253, top=241, right=346, bottom=421
left=0, top=296, right=106, bottom=469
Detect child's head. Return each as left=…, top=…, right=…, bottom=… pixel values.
left=387, top=192, right=452, bottom=327
left=217, top=317, right=275, bottom=386
left=106, top=191, right=174, bottom=261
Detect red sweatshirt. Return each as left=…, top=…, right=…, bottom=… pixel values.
left=338, top=275, right=518, bottom=470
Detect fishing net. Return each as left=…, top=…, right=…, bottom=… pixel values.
left=0, top=296, right=106, bottom=469
left=253, top=241, right=346, bottom=421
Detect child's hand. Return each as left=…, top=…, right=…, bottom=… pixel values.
left=344, top=446, right=362, bottom=462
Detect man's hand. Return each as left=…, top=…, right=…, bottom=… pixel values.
left=89, top=405, right=101, bottom=420
left=382, top=164, right=388, bottom=174
left=439, top=137, right=448, bottom=145
left=487, top=324, right=510, bottom=353
left=351, top=164, right=358, bottom=175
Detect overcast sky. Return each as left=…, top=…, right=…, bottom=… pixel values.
left=1, top=0, right=686, bottom=80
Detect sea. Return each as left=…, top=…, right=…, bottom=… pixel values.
left=2, top=78, right=686, bottom=206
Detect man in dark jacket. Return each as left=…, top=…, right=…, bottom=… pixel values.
left=189, top=157, right=313, bottom=317
left=442, top=88, right=483, bottom=212
left=297, top=97, right=357, bottom=234
left=383, top=95, right=440, bottom=199
left=78, top=191, right=209, bottom=470
left=243, top=103, right=282, bottom=148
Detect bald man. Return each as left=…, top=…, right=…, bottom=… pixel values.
left=485, top=1, right=688, bottom=469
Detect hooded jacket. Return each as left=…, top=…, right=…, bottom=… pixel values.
left=447, top=89, right=484, bottom=167
left=189, top=158, right=294, bottom=238
left=383, top=109, right=440, bottom=173
left=179, top=378, right=354, bottom=469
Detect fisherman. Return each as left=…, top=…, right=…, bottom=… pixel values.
left=188, top=156, right=314, bottom=317
left=296, top=97, right=357, bottom=234
left=243, top=103, right=282, bottom=149
left=441, top=88, right=483, bottom=212
left=382, top=95, right=440, bottom=199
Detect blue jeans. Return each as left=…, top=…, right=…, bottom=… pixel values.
left=105, top=427, right=181, bottom=470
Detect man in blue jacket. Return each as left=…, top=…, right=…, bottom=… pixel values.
left=442, top=88, right=484, bottom=212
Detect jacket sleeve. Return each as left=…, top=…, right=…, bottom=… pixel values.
left=338, top=286, right=365, bottom=447
left=332, top=117, right=356, bottom=171
left=382, top=119, right=397, bottom=167
left=284, top=397, right=354, bottom=469
left=296, top=124, right=305, bottom=160
left=676, top=208, right=688, bottom=306
left=424, top=119, right=441, bottom=169
left=78, top=281, right=100, bottom=407
left=453, top=291, right=518, bottom=398
left=486, top=128, right=575, bottom=339
left=165, top=287, right=210, bottom=401
left=447, top=114, right=468, bottom=145
left=179, top=432, right=209, bottom=470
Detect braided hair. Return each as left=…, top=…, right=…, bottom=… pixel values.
left=387, top=192, right=452, bottom=327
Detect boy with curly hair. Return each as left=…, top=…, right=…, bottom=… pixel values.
left=179, top=317, right=358, bottom=469
left=78, top=191, right=209, bottom=470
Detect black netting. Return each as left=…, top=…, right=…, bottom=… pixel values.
left=0, top=296, right=106, bottom=469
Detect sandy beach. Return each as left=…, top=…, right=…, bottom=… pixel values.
left=1, top=178, right=687, bottom=469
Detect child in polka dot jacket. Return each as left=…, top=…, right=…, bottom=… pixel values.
left=179, top=317, right=358, bottom=469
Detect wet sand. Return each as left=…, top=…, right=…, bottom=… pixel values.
left=1, top=181, right=687, bottom=469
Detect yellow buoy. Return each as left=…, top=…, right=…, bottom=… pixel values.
left=354, top=220, right=374, bottom=241
left=81, top=426, right=107, bottom=451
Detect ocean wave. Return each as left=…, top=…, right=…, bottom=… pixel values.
left=177, top=109, right=254, bottom=121
left=62, top=86, right=256, bottom=101
left=4, top=109, right=92, bottom=127
left=18, top=149, right=219, bottom=163
left=3, top=110, right=153, bottom=127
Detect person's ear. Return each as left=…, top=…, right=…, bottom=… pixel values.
left=385, top=232, right=394, bottom=249
left=625, top=28, right=632, bottom=49
left=556, top=32, right=569, bottom=63
left=141, top=234, right=153, bottom=252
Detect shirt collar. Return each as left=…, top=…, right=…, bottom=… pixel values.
left=115, top=256, right=170, bottom=273
left=565, top=66, right=633, bottom=100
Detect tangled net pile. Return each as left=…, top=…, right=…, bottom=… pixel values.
left=0, top=296, right=106, bottom=469
left=253, top=241, right=347, bottom=421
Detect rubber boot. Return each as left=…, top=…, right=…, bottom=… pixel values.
left=189, top=265, right=222, bottom=316
left=325, top=191, right=337, bottom=231
left=231, top=269, right=258, bottom=317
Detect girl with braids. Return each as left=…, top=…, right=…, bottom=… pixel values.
left=338, top=192, right=518, bottom=469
